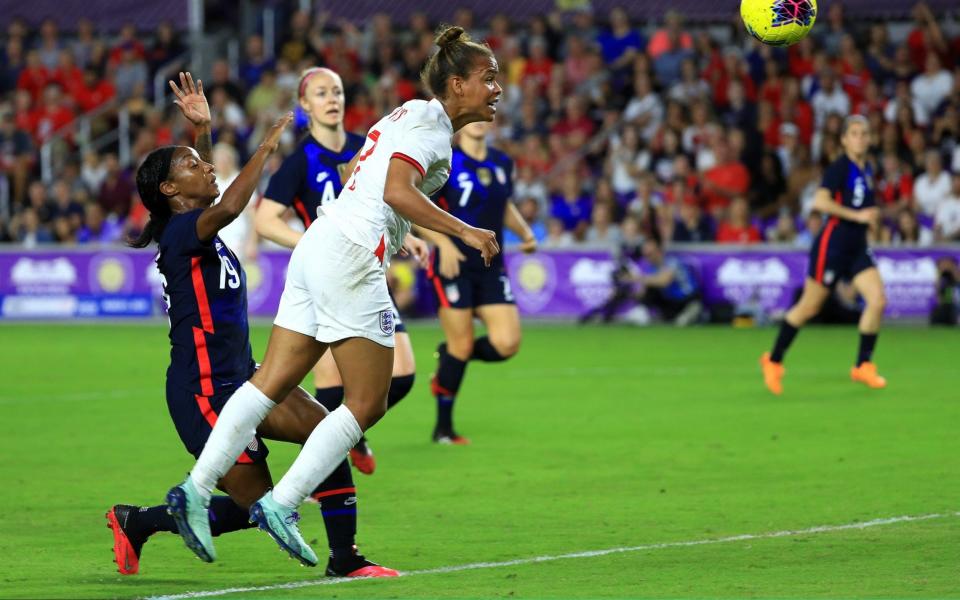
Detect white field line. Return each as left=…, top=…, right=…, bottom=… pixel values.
left=0, top=388, right=145, bottom=405
left=146, top=511, right=958, bottom=600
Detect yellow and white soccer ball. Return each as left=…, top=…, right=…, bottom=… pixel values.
left=741, top=0, right=817, bottom=47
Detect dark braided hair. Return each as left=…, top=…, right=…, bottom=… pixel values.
left=128, top=146, right=177, bottom=248
left=420, top=25, right=494, bottom=98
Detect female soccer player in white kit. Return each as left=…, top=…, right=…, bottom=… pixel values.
left=165, top=26, right=503, bottom=567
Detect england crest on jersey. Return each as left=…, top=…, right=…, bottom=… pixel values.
left=379, top=309, right=395, bottom=335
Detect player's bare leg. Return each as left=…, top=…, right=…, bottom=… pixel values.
left=312, top=330, right=415, bottom=475
left=850, top=267, right=887, bottom=388
left=258, top=386, right=398, bottom=577
left=251, top=336, right=393, bottom=566
left=475, top=304, right=523, bottom=359
left=761, top=278, right=831, bottom=394
left=433, top=307, right=475, bottom=443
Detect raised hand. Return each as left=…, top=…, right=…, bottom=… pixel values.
left=169, top=72, right=211, bottom=127
left=260, top=112, right=294, bottom=154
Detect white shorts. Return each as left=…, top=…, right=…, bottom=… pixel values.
left=274, top=213, right=396, bottom=348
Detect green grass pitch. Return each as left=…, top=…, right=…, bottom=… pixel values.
left=0, top=322, right=957, bottom=599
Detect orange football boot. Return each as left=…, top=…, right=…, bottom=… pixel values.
left=851, top=362, right=887, bottom=389
left=760, top=352, right=785, bottom=395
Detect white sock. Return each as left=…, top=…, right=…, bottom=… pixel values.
left=272, top=405, right=363, bottom=509
left=189, top=381, right=275, bottom=498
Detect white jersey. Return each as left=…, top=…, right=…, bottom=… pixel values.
left=324, top=98, right=453, bottom=260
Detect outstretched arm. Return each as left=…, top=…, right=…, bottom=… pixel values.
left=383, top=159, right=500, bottom=265
left=196, top=113, right=293, bottom=242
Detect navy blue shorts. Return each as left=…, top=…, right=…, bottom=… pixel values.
left=427, top=253, right=515, bottom=310
left=166, top=379, right=269, bottom=464
left=808, top=222, right=875, bottom=287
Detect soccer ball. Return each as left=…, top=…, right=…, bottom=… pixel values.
left=741, top=0, right=817, bottom=47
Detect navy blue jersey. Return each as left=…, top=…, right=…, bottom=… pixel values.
left=263, top=132, right=364, bottom=228
left=820, top=155, right=875, bottom=240
left=431, top=145, right=514, bottom=268
left=157, top=209, right=254, bottom=397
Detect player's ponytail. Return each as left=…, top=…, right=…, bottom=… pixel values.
left=421, top=25, right=494, bottom=98
left=128, top=146, right=177, bottom=248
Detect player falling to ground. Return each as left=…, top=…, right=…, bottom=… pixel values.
left=761, top=115, right=887, bottom=394
left=165, top=26, right=501, bottom=567
left=106, top=73, right=395, bottom=578
left=419, top=120, right=535, bottom=443
left=254, top=66, right=429, bottom=475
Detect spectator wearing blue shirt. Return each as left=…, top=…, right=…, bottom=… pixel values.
left=596, top=7, right=645, bottom=91
left=550, top=172, right=593, bottom=237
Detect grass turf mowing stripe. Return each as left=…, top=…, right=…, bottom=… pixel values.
left=146, top=511, right=958, bottom=600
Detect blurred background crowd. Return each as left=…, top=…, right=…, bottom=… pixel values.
left=2, top=1, right=960, bottom=251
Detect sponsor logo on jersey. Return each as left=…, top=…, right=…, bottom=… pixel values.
left=495, top=166, right=507, bottom=185
left=477, top=167, right=492, bottom=187
left=379, top=309, right=395, bottom=335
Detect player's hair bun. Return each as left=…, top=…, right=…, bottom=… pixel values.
left=435, top=25, right=467, bottom=49
left=421, top=25, right=492, bottom=97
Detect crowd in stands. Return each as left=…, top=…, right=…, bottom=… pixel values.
left=2, top=3, right=960, bottom=249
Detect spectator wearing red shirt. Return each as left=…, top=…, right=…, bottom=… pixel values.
left=852, top=79, right=886, bottom=117
left=75, top=66, right=116, bottom=112
left=839, top=47, right=872, bottom=107
left=16, top=49, right=50, bottom=103
left=707, top=48, right=756, bottom=108
left=52, top=50, right=85, bottom=102
left=522, top=38, right=553, bottom=94
left=788, top=38, right=816, bottom=80
left=31, top=84, right=75, bottom=144
left=108, top=23, right=146, bottom=66
left=13, top=89, right=35, bottom=135
left=716, top=196, right=762, bottom=244
left=647, top=10, right=693, bottom=60
left=877, top=153, right=915, bottom=219
left=551, top=96, right=595, bottom=138
left=757, top=101, right=782, bottom=148
left=702, top=139, right=751, bottom=215
left=779, top=78, right=814, bottom=144
left=759, top=59, right=784, bottom=108
left=905, top=2, right=948, bottom=73
left=343, top=88, right=378, bottom=135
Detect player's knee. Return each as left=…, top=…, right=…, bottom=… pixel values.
left=346, top=393, right=388, bottom=429
left=446, top=337, right=474, bottom=361
left=867, top=291, right=887, bottom=312
left=490, top=332, right=521, bottom=359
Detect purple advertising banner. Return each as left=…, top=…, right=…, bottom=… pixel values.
left=504, top=247, right=960, bottom=320
left=0, top=248, right=292, bottom=319
left=1, top=246, right=958, bottom=320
